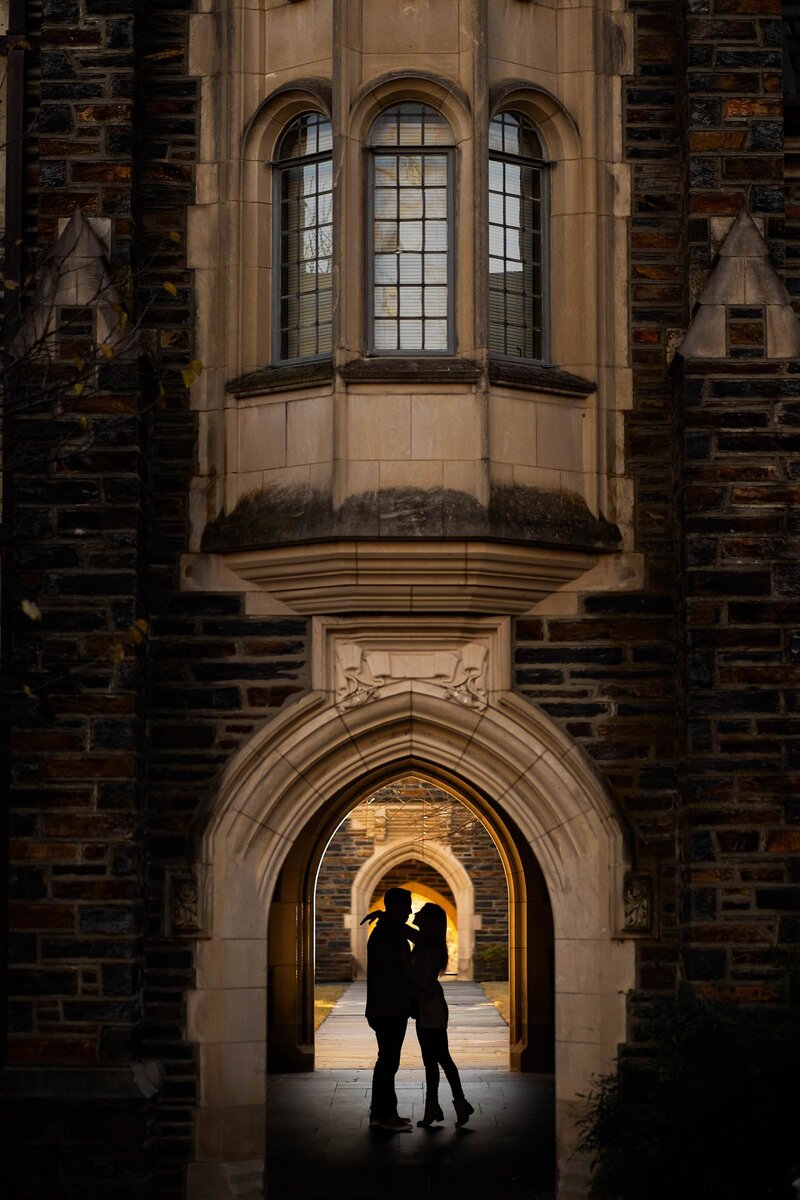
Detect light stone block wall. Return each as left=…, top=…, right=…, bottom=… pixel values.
left=186, top=0, right=633, bottom=544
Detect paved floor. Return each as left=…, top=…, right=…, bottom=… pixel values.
left=315, top=981, right=509, bottom=1069
left=268, top=982, right=555, bottom=1199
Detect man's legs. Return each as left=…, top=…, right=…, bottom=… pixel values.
left=369, top=1017, right=408, bottom=1121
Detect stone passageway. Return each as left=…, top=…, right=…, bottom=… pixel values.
left=315, top=981, right=508, bottom=1068
left=268, top=982, right=555, bottom=1199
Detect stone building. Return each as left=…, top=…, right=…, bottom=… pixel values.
left=2, top=1, right=800, bottom=1199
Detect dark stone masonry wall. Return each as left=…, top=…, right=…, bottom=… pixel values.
left=677, top=358, right=800, bottom=998
left=372, top=860, right=456, bottom=906
left=5, top=4, right=149, bottom=1195
left=3, top=2, right=309, bottom=1196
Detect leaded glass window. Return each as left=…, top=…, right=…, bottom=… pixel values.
left=367, top=103, right=454, bottom=354
left=274, top=112, right=333, bottom=361
left=488, top=111, right=546, bottom=361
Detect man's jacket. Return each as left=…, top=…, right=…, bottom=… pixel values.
left=365, top=918, right=412, bottom=1023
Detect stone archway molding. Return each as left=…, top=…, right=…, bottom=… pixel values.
left=187, top=619, right=634, bottom=1200
left=347, top=836, right=476, bottom=979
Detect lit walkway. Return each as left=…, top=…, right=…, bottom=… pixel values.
left=315, top=981, right=509, bottom=1068
left=267, top=982, right=555, bottom=1199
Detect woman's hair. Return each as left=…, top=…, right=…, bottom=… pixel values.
left=417, top=903, right=448, bottom=975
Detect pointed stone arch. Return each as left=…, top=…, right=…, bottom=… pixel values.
left=186, top=681, right=634, bottom=1200
left=347, top=835, right=477, bottom=979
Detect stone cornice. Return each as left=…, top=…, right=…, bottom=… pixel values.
left=216, top=539, right=600, bottom=614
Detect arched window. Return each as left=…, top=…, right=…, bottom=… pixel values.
left=488, top=111, right=546, bottom=362
left=273, top=112, right=333, bottom=362
left=367, top=103, right=454, bottom=354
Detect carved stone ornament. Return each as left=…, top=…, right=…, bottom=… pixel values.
left=313, top=616, right=510, bottom=716
left=335, top=639, right=489, bottom=713
left=623, top=871, right=653, bottom=933
left=167, top=868, right=206, bottom=936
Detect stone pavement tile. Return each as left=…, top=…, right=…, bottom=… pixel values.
left=268, top=1068, right=554, bottom=1200
left=274, top=971, right=548, bottom=1196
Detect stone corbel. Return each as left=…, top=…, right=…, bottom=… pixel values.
left=166, top=865, right=210, bottom=938
left=621, top=870, right=654, bottom=936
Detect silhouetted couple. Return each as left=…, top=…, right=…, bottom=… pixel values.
left=363, top=887, right=474, bottom=1131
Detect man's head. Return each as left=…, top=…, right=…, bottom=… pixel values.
left=383, top=887, right=413, bottom=922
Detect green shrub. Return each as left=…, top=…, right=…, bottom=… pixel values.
left=473, top=942, right=508, bottom=981
left=576, top=984, right=800, bottom=1199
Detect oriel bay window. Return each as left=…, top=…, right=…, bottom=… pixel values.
left=274, top=112, right=333, bottom=362
left=367, top=103, right=454, bottom=354
left=488, top=111, right=547, bottom=362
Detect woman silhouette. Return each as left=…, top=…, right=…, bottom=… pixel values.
left=410, top=903, right=474, bottom=1129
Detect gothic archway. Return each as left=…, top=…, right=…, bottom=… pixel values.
left=186, top=682, right=634, bottom=1200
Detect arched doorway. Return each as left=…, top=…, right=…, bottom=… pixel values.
left=268, top=761, right=553, bottom=1073
left=186, top=684, right=634, bottom=1199
left=346, top=829, right=478, bottom=981
left=313, top=777, right=484, bottom=982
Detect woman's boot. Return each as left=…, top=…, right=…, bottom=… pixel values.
left=417, top=1096, right=444, bottom=1127
left=453, top=1098, right=475, bottom=1127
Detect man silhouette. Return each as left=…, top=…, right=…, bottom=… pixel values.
left=365, top=887, right=414, bottom=1130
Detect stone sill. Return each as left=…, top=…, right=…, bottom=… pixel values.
left=225, top=356, right=595, bottom=399
left=227, top=358, right=333, bottom=398
left=339, top=356, right=482, bottom=384
left=488, top=358, right=596, bottom=398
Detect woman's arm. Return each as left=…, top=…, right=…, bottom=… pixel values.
left=360, top=911, right=421, bottom=944
left=359, top=910, right=383, bottom=926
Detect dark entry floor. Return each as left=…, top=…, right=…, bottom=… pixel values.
left=267, top=1068, right=555, bottom=1200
